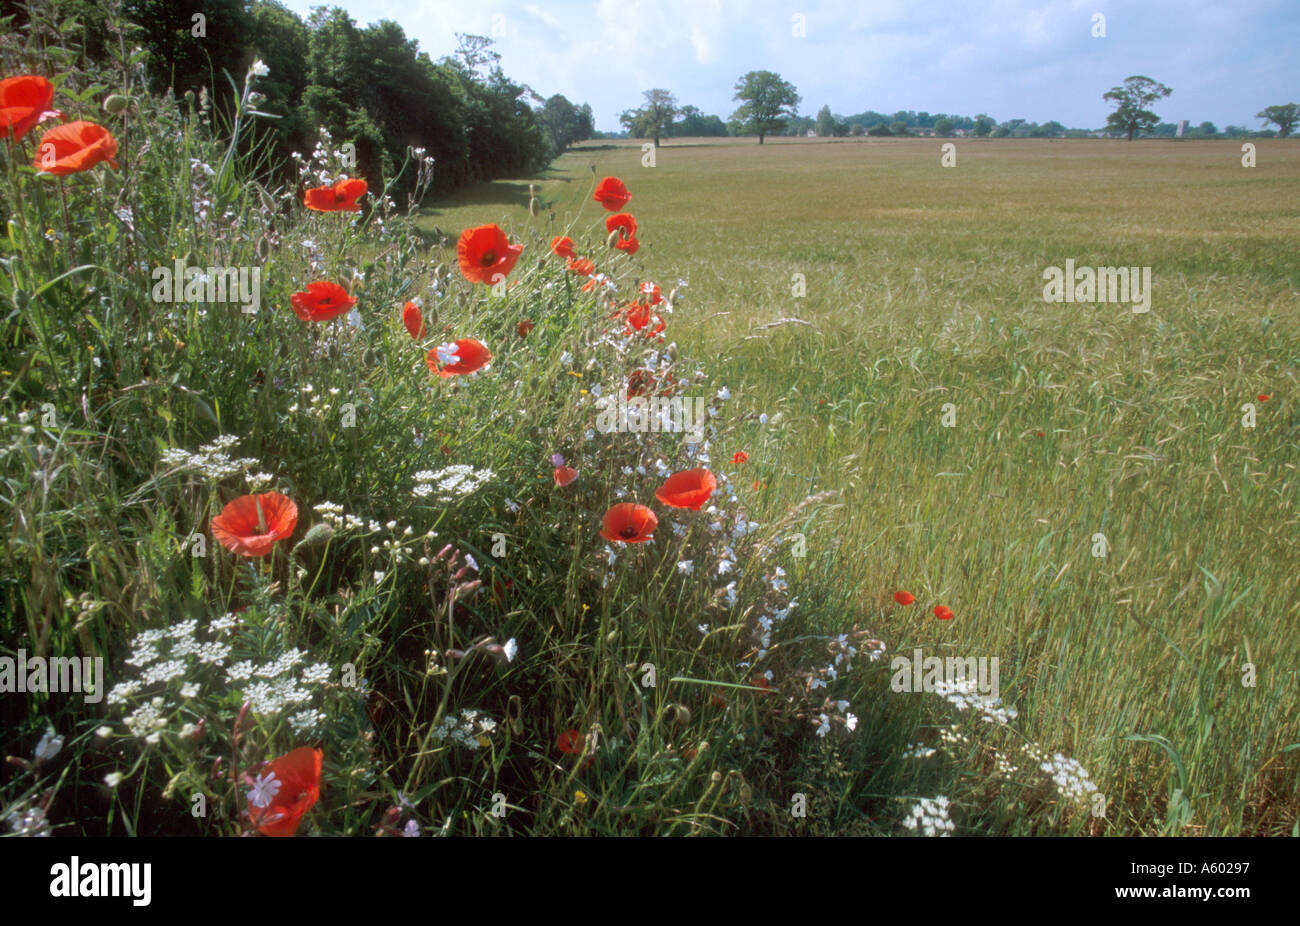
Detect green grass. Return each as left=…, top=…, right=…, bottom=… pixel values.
left=419, top=136, right=1300, bottom=835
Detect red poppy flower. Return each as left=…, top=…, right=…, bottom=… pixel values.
left=567, top=257, right=595, bottom=275
left=291, top=281, right=356, bottom=322
left=626, top=369, right=656, bottom=398
left=893, top=591, right=915, bottom=606
left=731, top=451, right=749, bottom=464
left=303, top=177, right=367, bottom=212
left=0, top=75, right=56, bottom=141
left=655, top=468, right=717, bottom=511
left=600, top=503, right=658, bottom=543
left=606, top=212, right=637, bottom=247
left=211, top=492, right=298, bottom=557
left=517, top=320, right=535, bottom=338
left=457, top=223, right=523, bottom=285
left=622, top=302, right=665, bottom=338
left=934, top=605, right=954, bottom=621
left=550, top=235, right=576, bottom=260
left=624, top=301, right=652, bottom=330
left=1257, top=394, right=1270, bottom=402
left=401, top=301, right=425, bottom=339
left=427, top=338, right=492, bottom=377
left=640, top=281, right=662, bottom=305
left=247, top=746, right=322, bottom=837
left=617, top=237, right=640, bottom=255
left=556, top=729, right=584, bottom=754
left=33, top=120, right=118, bottom=174
left=593, top=176, right=631, bottom=211
left=554, top=465, right=578, bottom=487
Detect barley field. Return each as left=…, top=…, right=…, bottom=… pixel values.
left=421, top=136, right=1300, bottom=835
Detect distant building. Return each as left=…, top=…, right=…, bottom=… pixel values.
left=805, top=129, right=816, bottom=137
left=953, top=128, right=967, bottom=137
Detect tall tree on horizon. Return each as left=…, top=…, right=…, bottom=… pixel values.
left=730, top=70, right=800, bottom=144
left=1104, top=75, right=1173, bottom=140
left=1256, top=103, right=1299, bottom=137
left=619, top=89, right=679, bottom=147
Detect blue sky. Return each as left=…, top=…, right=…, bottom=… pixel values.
left=276, top=0, right=1298, bottom=132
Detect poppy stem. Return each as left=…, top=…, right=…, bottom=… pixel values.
left=55, top=177, right=72, bottom=265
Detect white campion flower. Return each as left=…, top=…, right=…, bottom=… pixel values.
left=436, top=342, right=460, bottom=366
left=502, top=639, right=518, bottom=663
left=250, top=59, right=270, bottom=78
left=34, top=728, right=62, bottom=762
left=247, top=772, right=281, bottom=809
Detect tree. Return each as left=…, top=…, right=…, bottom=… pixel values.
left=1104, top=75, right=1172, bottom=141
left=1257, top=103, right=1299, bottom=137
left=538, top=94, right=593, bottom=156
left=620, top=89, right=679, bottom=147
left=933, top=117, right=954, bottom=136
left=866, top=123, right=892, bottom=137
left=889, top=120, right=910, bottom=137
left=669, top=105, right=728, bottom=137
left=730, top=70, right=800, bottom=144
left=1195, top=121, right=1218, bottom=137
left=815, top=104, right=835, bottom=138
left=973, top=114, right=994, bottom=137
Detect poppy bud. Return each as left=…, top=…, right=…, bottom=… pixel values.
left=606, top=229, right=621, bottom=249
left=104, top=94, right=130, bottom=114
left=298, top=522, right=334, bottom=547
left=669, top=703, right=691, bottom=725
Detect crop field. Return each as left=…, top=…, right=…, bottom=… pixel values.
left=422, top=136, right=1300, bottom=834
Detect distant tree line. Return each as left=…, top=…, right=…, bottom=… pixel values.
left=614, top=71, right=1294, bottom=143
left=12, top=1, right=595, bottom=203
